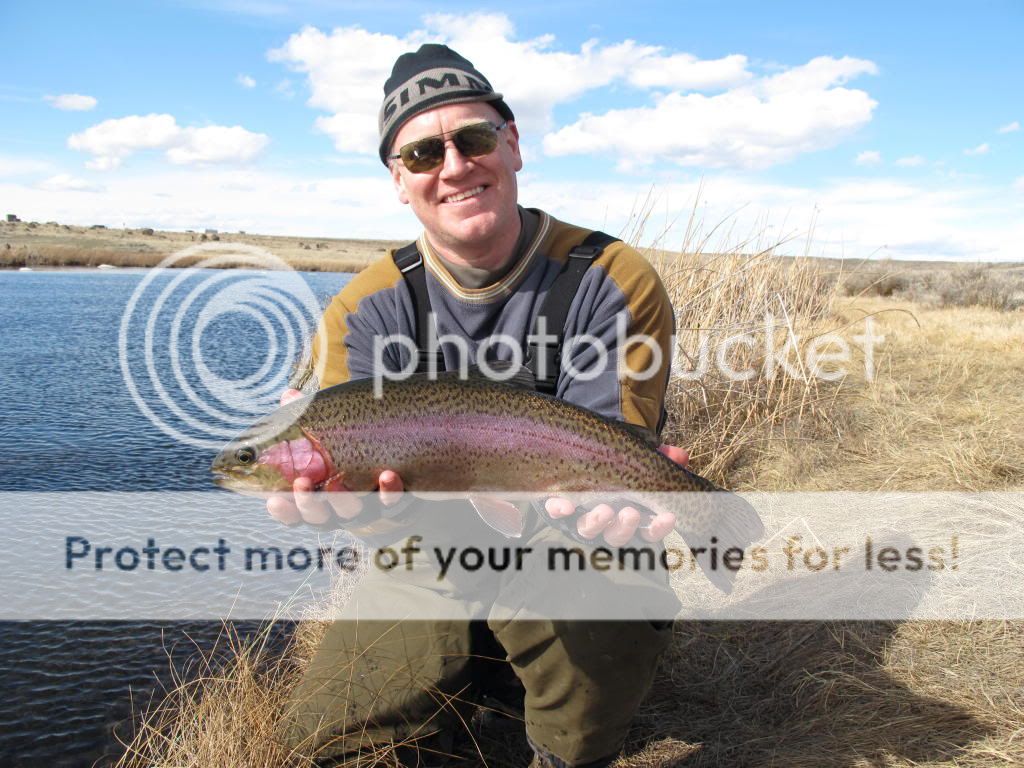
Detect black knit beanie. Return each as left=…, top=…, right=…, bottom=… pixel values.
left=378, top=44, right=514, bottom=165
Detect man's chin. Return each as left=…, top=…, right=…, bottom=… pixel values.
left=435, top=213, right=500, bottom=247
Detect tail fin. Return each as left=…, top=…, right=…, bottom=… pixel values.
left=673, top=491, right=763, bottom=594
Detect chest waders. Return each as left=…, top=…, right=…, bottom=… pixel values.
left=280, top=230, right=675, bottom=767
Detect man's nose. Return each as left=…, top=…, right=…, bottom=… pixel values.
left=438, top=139, right=472, bottom=177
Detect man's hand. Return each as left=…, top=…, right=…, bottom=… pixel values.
left=264, top=389, right=405, bottom=527
left=543, top=444, right=690, bottom=545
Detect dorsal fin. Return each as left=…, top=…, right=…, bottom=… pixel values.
left=617, top=420, right=660, bottom=448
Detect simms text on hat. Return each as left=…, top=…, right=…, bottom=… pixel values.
left=378, top=44, right=514, bottom=165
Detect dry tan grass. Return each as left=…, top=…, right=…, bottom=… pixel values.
left=111, top=213, right=1024, bottom=767
left=113, top=576, right=343, bottom=768
left=115, top=623, right=298, bottom=768
left=653, top=250, right=839, bottom=484
left=749, top=298, right=1024, bottom=492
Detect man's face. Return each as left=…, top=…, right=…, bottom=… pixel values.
left=389, top=102, right=523, bottom=262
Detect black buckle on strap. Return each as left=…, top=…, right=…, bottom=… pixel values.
left=568, top=245, right=603, bottom=259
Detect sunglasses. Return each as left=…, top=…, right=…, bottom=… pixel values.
left=388, top=121, right=508, bottom=173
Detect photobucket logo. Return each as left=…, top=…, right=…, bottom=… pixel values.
left=369, top=312, right=883, bottom=395
left=673, top=314, right=884, bottom=383
left=370, top=312, right=666, bottom=396
left=118, top=243, right=323, bottom=448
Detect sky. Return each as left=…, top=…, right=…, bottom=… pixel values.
left=2, top=0, right=1022, bottom=261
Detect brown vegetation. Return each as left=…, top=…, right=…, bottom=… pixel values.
left=0, top=219, right=400, bottom=273
left=838, top=259, right=1024, bottom=312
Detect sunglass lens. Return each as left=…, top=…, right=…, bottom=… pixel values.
left=401, top=138, right=445, bottom=173
left=452, top=124, right=498, bottom=158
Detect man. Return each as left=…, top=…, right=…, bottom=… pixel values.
left=272, top=44, right=688, bottom=767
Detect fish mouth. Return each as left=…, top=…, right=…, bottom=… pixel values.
left=210, top=465, right=290, bottom=497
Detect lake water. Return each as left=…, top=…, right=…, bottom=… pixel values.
left=0, top=267, right=352, bottom=766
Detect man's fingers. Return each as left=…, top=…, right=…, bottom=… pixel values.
left=324, top=488, right=364, bottom=520
left=545, top=497, right=672, bottom=545
left=378, top=470, right=404, bottom=507
left=544, top=497, right=577, bottom=520
left=280, top=388, right=303, bottom=406
left=659, top=444, right=690, bottom=469
left=294, top=476, right=364, bottom=523
left=602, top=507, right=641, bottom=547
left=640, top=511, right=677, bottom=543
left=269, top=476, right=364, bottom=526
left=267, top=495, right=302, bottom=526
left=293, top=477, right=333, bottom=525
left=576, top=504, right=615, bottom=540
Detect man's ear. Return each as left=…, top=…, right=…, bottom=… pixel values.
left=390, top=161, right=410, bottom=205
left=506, top=121, right=523, bottom=173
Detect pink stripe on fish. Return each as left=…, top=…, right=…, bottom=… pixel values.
left=315, top=414, right=640, bottom=467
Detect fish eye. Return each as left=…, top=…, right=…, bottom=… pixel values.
left=235, top=446, right=258, bottom=465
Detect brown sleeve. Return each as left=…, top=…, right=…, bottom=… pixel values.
left=598, top=242, right=674, bottom=433
left=304, top=255, right=405, bottom=390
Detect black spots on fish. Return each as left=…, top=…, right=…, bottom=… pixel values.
left=235, top=446, right=258, bottom=465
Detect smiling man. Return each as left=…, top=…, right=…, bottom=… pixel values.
left=277, top=44, right=687, bottom=767
left=387, top=107, right=522, bottom=270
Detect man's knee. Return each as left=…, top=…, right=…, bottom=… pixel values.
left=281, top=619, right=476, bottom=758
left=492, top=618, right=673, bottom=766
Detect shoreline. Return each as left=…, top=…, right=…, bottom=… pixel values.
left=1, top=261, right=364, bottom=273
left=5, top=219, right=1023, bottom=275
left=2, top=219, right=404, bottom=273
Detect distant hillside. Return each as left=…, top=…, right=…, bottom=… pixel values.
left=1, top=219, right=405, bottom=272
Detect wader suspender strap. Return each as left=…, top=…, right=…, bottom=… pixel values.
left=392, top=242, right=445, bottom=374
left=390, top=230, right=621, bottom=383
left=527, top=230, right=620, bottom=395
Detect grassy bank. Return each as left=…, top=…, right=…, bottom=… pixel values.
left=110, top=232, right=1023, bottom=766
left=838, top=258, right=1024, bottom=312
left=1, top=219, right=401, bottom=272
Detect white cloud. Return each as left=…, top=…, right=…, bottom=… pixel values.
left=856, top=150, right=882, bottom=166
left=0, top=167, right=406, bottom=240
left=167, top=125, right=269, bottom=164
left=86, top=156, right=123, bottom=171
left=0, top=155, right=55, bottom=176
left=544, top=56, right=878, bottom=170
left=964, top=143, right=990, bottom=156
left=67, top=114, right=269, bottom=169
left=1014, top=177, right=1024, bottom=193
left=69, top=114, right=181, bottom=159
left=37, top=174, right=102, bottom=192
left=237, top=74, right=257, bottom=89
left=997, top=121, right=1020, bottom=134
left=895, top=155, right=926, bottom=167
left=519, top=175, right=1024, bottom=262
left=268, top=13, right=758, bottom=156
left=45, top=93, right=98, bottom=111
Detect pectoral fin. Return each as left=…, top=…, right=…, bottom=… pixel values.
left=469, top=496, right=526, bottom=538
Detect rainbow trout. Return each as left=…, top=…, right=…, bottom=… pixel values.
left=211, top=373, right=763, bottom=592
